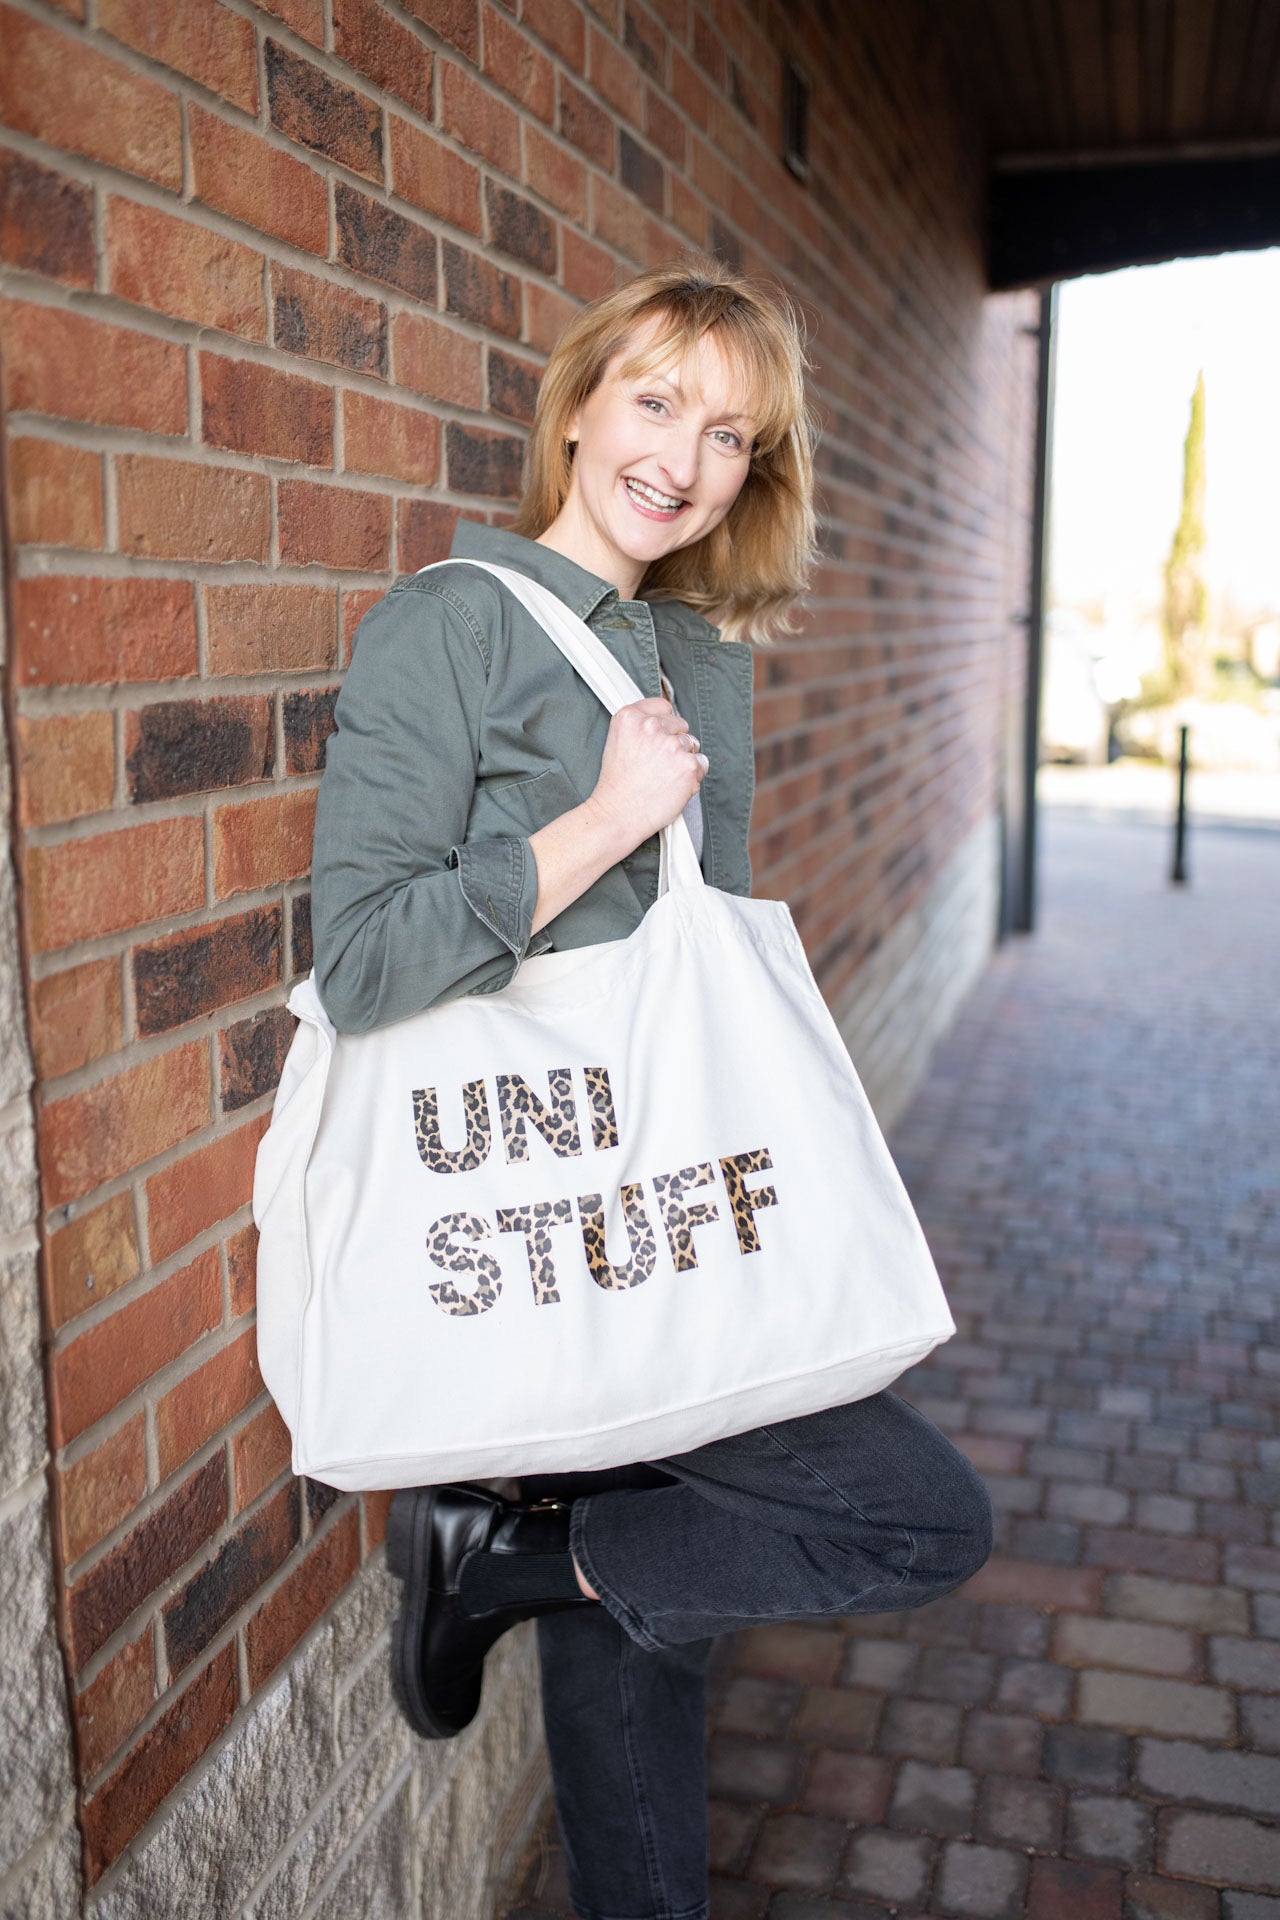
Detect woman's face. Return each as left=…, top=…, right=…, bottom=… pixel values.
left=539, top=316, right=757, bottom=600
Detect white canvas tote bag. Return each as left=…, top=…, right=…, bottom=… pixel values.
left=253, top=561, right=954, bottom=1490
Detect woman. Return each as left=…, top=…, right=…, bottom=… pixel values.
left=310, top=258, right=992, bottom=1920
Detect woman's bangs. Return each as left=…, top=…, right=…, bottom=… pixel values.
left=616, top=307, right=795, bottom=455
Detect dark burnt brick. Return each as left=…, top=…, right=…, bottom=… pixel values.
left=710, top=216, right=743, bottom=272
left=81, top=1644, right=236, bottom=1882
left=200, top=354, right=333, bottom=466
left=1028, top=1856, right=1123, bottom=1920
left=484, top=179, right=556, bottom=273
left=336, top=182, right=437, bottom=303
left=442, top=238, right=521, bottom=337
left=729, top=58, right=756, bottom=126
left=559, top=77, right=614, bottom=167
left=245, top=1506, right=360, bottom=1687
left=487, top=347, right=540, bottom=425
left=624, top=4, right=663, bottom=78
left=0, top=148, right=94, bottom=286
left=134, top=905, right=282, bottom=1037
left=220, top=1005, right=296, bottom=1111
left=163, top=1483, right=300, bottom=1675
left=397, top=499, right=462, bottom=570
left=305, top=1476, right=341, bottom=1524
left=273, top=265, right=387, bottom=377
left=67, top=1456, right=226, bottom=1670
left=283, top=686, right=338, bottom=775
left=126, top=697, right=272, bottom=803
left=446, top=421, right=524, bottom=499
left=290, top=892, right=312, bottom=977
left=265, top=39, right=382, bottom=179
left=620, top=131, right=664, bottom=213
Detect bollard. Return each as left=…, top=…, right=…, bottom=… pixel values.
left=1171, top=723, right=1190, bottom=885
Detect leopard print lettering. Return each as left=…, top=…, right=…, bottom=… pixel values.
left=652, top=1163, right=721, bottom=1273
left=412, top=1080, right=491, bottom=1174
left=496, top=1068, right=582, bottom=1165
left=719, top=1148, right=778, bottom=1254
left=426, top=1210, right=504, bottom=1316
left=583, top=1066, right=620, bottom=1152
left=495, top=1198, right=574, bottom=1307
left=577, top=1185, right=657, bottom=1292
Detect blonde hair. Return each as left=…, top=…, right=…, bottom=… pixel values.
left=510, top=256, right=818, bottom=643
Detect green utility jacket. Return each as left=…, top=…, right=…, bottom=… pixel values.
left=310, top=520, right=758, bottom=1033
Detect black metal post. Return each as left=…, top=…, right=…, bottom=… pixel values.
left=1172, top=724, right=1190, bottom=885
left=1012, top=284, right=1057, bottom=935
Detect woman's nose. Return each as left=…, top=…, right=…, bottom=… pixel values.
left=658, top=431, right=700, bottom=494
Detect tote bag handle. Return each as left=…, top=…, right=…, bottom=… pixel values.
left=416, top=559, right=705, bottom=896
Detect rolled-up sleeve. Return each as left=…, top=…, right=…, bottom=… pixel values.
left=310, top=587, right=542, bottom=1032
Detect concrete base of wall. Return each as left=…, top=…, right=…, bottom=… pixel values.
left=832, top=815, right=1000, bottom=1138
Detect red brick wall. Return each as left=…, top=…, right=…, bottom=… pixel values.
left=0, top=0, right=1036, bottom=1883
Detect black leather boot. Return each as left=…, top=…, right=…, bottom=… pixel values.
left=387, top=1483, right=597, bottom=1740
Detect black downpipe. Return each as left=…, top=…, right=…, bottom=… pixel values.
left=1015, top=284, right=1058, bottom=935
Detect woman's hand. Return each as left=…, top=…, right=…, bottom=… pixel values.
left=589, top=697, right=709, bottom=846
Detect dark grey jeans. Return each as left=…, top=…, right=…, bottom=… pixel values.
left=521, top=1390, right=993, bottom=1920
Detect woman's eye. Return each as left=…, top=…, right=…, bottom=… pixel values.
left=639, top=396, right=666, bottom=414
left=713, top=430, right=743, bottom=450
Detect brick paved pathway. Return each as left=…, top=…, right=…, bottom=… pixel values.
left=504, top=805, right=1280, bottom=1920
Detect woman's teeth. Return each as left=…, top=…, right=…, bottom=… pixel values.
left=625, top=477, right=685, bottom=512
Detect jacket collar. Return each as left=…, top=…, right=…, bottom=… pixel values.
left=449, top=520, right=619, bottom=624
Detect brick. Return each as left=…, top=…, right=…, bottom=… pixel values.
left=44, top=1192, right=139, bottom=1333
left=232, top=1400, right=292, bottom=1511
left=0, top=5, right=182, bottom=189
left=336, top=182, right=437, bottom=302
left=1136, top=1736, right=1280, bottom=1815
left=190, top=104, right=327, bottom=254
left=840, top=1830, right=933, bottom=1907
left=965, top=1558, right=1104, bottom=1612
left=397, top=499, right=461, bottom=570
left=446, top=421, right=524, bottom=499
left=590, top=175, right=648, bottom=262
left=0, top=148, right=94, bottom=285
left=1027, top=1857, right=1123, bottom=1920
left=1, top=302, right=186, bottom=435
left=1224, top=1545, right=1280, bottom=1592
left=994, top=1660, right=1073, bottom=1719
left=98, top=0, right=257, bottom=109
left=156, top=1327, right=265, bottom=1480
left=624, top=4, right=663, bottom=78
left=206, top=583, right=338, bottom=677
left=8, top=437, right=103, bottom=549
left=278, top=479, right=391, bottom=571
left=978, top=1776, right=1063, bottom=1852
left=588, top=22, right=643, bottom=123
left=841, top=1636, right=918, bottom=1690
left=265, top=38, right=382, bottom=179
left=13, top=576, right=197, bottom=689
left=245, top=1506, right=360, bottom=1687
left=714, top=1674, right=796, bottom=1743
left=559, top=76, right=615, bottom=167
left=201, top=354, right=334, bottom=466
left=290, top=890, right=313, bottom=974
left=732, top=1624, right=843, bottom=1685
left=935, top=1841, right=1027, bottom=1920
left=915, top=1646, right=996, bottom=1705
left=1123, top=1874, right=1219, bottom=1920
left=342, top=391, right=440, bottom=485
left=523, top=0, right=584, bottom=66
left=392, top=311, right=482, bottom=407
left=961, top=1711, right=1044, bottom=1777
left=51, top=1247, right=220, bottom=1448
left=221, top=1006, right=296, bottom=1111
left=403, top=0, right=478, bottom=58
left=15, top=711, right=114, bottom=828
left=305, top=1477, right=340, bottom=1525
left=977, top=1604, right=1052, bottom=1658
left=1210, top=1633, right=1280, bottom=1690
left=81, top=1643, right=236, bottom=1881
left=40, top=1041, right=210, bottom=1210
left=164, top=1481, right=300, bottom=1676
left=1078, top=1671, right=1234, bottom=1741
left=1133, top=1495, right=1196, bottom=1536
left=333, top=0, right=434, bottom=117
left=126, top=696, right=273, bottom=803
left=563, top=225, right=619, bottom=300
left=746, top=1812, right=845, bottom=1892
left=485, top=178, right=556, bottom=273
left=1158, top=1811, right=1280, bottom=1891
left=282, top=687, right=338, bottom=775
left=790, top=1686, right=881, bottom=1753
left=1048, top=1484, right=1133, bottom=1528
left=134, top=906, right=282, bottom=1038
left=1223, top=1900, right=1280, bottom=1920
left=877, top=1696, right=962, bottom=1764
left=116, top=456, right=270, bottom=564
left=67, top=1455, right=226, bottom=1670
left=1014, top=1518, right=1084, bottom=1564
left=259, top=0, right=324, bottom=40
left=226, top=1224, right=257, bottom=1316
left=1043, top=1725, right=1130, bottom=1790
left=1084, top=1529, right=1220, bottom=1583
left=390, top=117, right=481, bottom=233
left=1053, top=1616, right=1197, bottom=1679
left=958, top=1434, right=1028, bottom=1476
left=362, top=1487, right=393, bottom=1551
left=440, top=58, right=520, bottom=170
left=31, top=958, right=123, bottom=1083
left=442, top=239, right=521, bottom=336
left=645, top=86, right=685, bottom=164
left=707, top=1798, right=756, bottom=1876
left=523, top=126, right=587, bottom=223
left=145, top=1114, right=270, bottom=1264
left=482, top=5, right=554, bottom=119
left=889, top=1760, right=976, bottom=1836
left=1104, top=1574, right=1249, bottom=1635
left=73, top=1627, right=155, bottom=1782
left=213, top=790, right=318, bottom=898
left=59, top=1414, right=147, bottom=1567
left=801, top=1750, right=892, bottom=1825
left=273, top=264, right=387, bottom=377
left=1069, top=1795, right=1154, bottom=1870
left=620, top=129, right=664, bottom=213
left=107, top=198, right=266, bottom=341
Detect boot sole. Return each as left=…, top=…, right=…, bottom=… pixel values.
left=387, top=1487, right=467, bottom=1741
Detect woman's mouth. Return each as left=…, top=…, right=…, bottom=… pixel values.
left=624, top=477, right=688, bottom=519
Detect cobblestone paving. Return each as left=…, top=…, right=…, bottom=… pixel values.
left=504, top=807, right=1280, bottom=1920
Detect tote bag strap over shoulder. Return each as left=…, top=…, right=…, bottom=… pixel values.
left=416, top=558, right=705, bottom=896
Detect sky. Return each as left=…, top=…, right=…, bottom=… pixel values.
left=1049, top=247, right=1280, bottom=622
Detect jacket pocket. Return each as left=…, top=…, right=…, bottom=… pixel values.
left=472, top=764, right=583, bottom=837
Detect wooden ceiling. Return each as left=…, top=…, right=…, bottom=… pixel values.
left=947, top=0, right=1280, bottom=162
